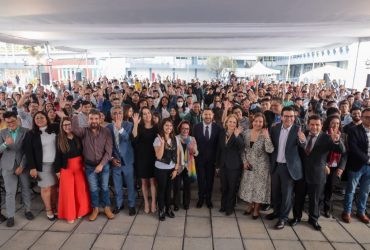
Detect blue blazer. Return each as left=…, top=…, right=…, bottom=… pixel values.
left=107, top=121, right=134, bottom=166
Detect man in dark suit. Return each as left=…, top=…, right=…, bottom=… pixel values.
left=291, top=115, right=345, bottom=230
left=342, top=108, right=370, bottom=224
left=193, top=108, right=221, bottom=208
left=267, top=106, right=303, bottom=229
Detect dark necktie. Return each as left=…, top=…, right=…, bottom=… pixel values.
left=305, top=135, right=314, bottom=155
left=205, top=126, right=210, bottom=141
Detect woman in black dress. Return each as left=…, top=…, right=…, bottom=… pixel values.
left=132, top=107, right=158, bottom=214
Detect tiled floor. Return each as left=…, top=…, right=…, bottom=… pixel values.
left=0, top=182, right=369, bottom=250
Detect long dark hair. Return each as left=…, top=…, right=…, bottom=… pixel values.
left=159, top=118, right=176, bottom=148
left=139, top=107, right=154, bottom=126
left=57, top=117, right=81, bottom=154
left=323, top=115, right=342, bottom=133
left=32, top=111, right=55, bottom=134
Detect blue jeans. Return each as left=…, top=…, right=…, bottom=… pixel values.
left=85, top=164, right=111, bottom=208
left=112, top=164, right=136, bottom=208
left=344, top=164, right=370, bottom=214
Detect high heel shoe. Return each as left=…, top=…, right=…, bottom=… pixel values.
left=151, top=204, right=157, bottom=214
left=252, top=214, right=260, bottom=220
left=144, top=204, right=150, bottom=214
left=243, top=210, right=252, bottom=215
left=46, top=210, right=56, bottom=221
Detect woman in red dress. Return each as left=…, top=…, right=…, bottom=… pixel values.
left=54, top=117, right=91, bottom=223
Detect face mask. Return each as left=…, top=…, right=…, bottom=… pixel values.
left=177, top=101, right=184, bottom=107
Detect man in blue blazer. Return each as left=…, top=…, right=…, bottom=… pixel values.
left=268, top=106, right=304, bottom=229
left=107, top=106, right=136, bottom=216
left=193, top=108, right=221, bottom=208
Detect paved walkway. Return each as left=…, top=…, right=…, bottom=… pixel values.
left=0, top=182, right=369, bottom=250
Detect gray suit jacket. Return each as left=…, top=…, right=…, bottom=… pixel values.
left=0, top=127, right=28, bottom=171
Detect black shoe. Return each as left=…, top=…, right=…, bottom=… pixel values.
left=308, top=219, right=322, bottom=231
left=196, top=200, right=204, bottom=208
left=275, top=220, right=285, bottom=230
left=323, top=210, right=330, bottom=218
left=261, top=204, right=271, bottom=211
left=173, top=205, right=179, bottom=211
left=6, top=217, right=14, bottom=227
left=24, top=211, right=34, bottom=220
left=266, top=212, right=278, bottom=220
left=0, top=213, right=6, bottom=223
left=289, top=218, right=301, bottom=227
left=225, top=210, right=234, bottom=216
left=183, top=205, right=189, bottom=210
left=128, top=207, right=136, bottom=216
left=219, top=207, right=226, bottom=213
left=166, top=208, right=175, bottom=218
left=206, top=200, right=213, bottom=209
left=159, top=209, right=166, bottom=221
left=112, top=206, right=123, bottom=214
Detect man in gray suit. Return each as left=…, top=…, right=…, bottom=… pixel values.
left=0, top=111, right=34, bottom=227
left=267, top=106, right=304, bottom=229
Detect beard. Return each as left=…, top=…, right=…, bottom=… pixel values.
left=90, top=123, right=100, bottom=129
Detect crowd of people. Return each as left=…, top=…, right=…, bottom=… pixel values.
left=0, top=76, right=369, bottom=231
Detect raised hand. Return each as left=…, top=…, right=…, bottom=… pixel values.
left=297, top=127, right=306, bottom=142
left=157, top=134, right=165, bottom=145
left=132, top=113, right=141, bottom=125
left=330, top=128, right=341, bottom=142
left=262, top=128, right=270, bottom=138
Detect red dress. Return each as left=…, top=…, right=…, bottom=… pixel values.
left=56, top=138, right=91, bottom=221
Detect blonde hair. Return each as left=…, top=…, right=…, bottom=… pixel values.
left=223, top=114, right=239, bottom=130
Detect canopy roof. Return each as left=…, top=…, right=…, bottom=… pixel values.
left=299, top=65, right=349, bottom=82
left=1, top=0, right=370, bottom=56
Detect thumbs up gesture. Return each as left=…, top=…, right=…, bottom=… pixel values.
left=5, top=135, right=14, bottom=146
left=297, top=127, right=306, bottom=142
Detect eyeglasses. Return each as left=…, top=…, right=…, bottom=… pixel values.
left=362, top=116, right=370, bottom=120
left=112, top=112, right=123, bottom=115
left=5, top=119, right=16, bottom=124
left=181, top=127, right=190, bottom=131
left=283, top=115, right=294, bottom=118
left=62, top=123, right=72, bottom=127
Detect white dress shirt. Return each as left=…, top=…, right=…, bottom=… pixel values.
left=276, top=124, right=293, bottom=163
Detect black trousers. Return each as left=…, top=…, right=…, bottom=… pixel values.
left=196, top=160, right=215, bottom=201
left=172, top=169, right=191, bottom=207
left=292, top=177, right=306, bottom=220
left=271, top=163, right=295, bottom=221
left=323, top=168, right=341, bottom=211
left=220, top=168, right=241, bottom=212
left=155, top=168, right=173, bottom=210
left=293, top=178, right=325, bottom=222
left=307, top=183, right=325, bottom=222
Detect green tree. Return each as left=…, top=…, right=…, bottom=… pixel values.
left=206, top=56, right=235, bottom=79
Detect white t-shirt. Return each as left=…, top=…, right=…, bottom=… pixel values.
left=153, top=137, right=179, bottom=170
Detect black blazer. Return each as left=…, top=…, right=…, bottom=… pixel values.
left=215, top=129, right=245, bottom=170
left=193, top=122, right=221, bottom=166
left=347, top=124, right=369, bottom=172
left=300, top=132, right=346, bottom=184
left=270, top=123, right=303, bottom=181
left=25, top=125, right=58, bottom=171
